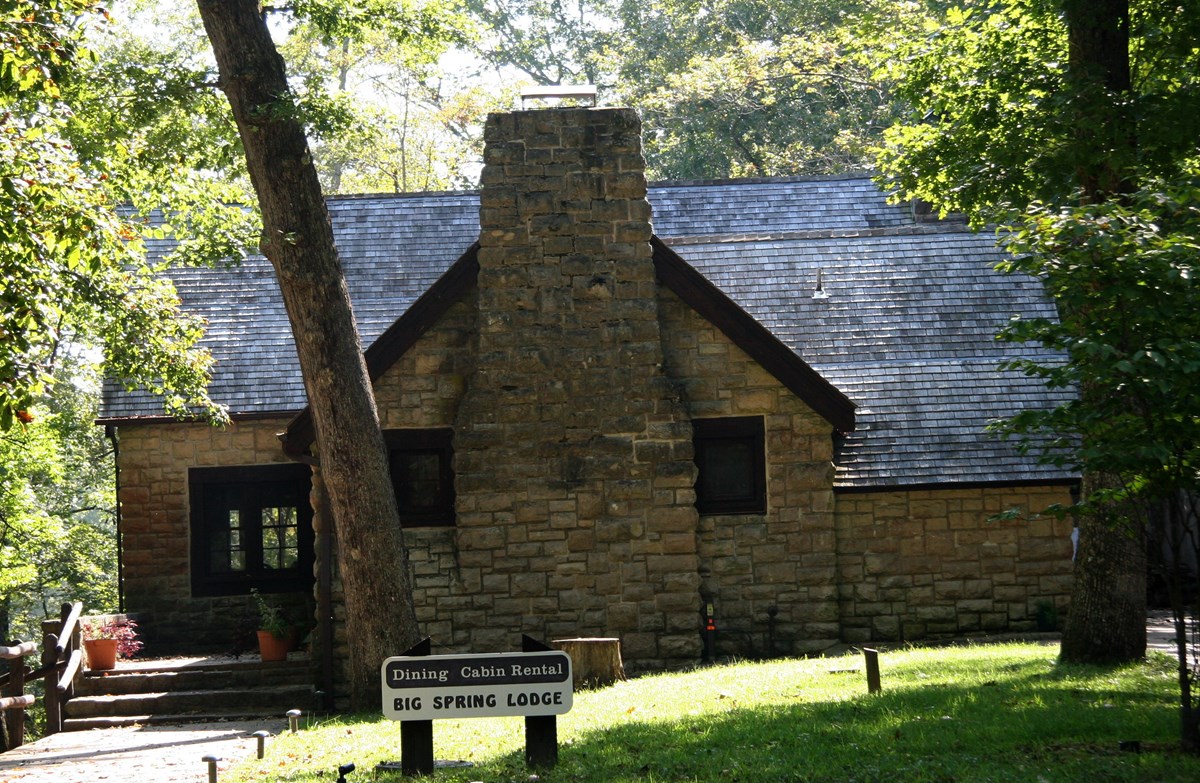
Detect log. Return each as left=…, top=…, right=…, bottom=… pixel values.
left=551, top=637, right=625, bottom=689
left=0, top=642, right=36, bottom=660
left=0, top=694, right=35, bottom=711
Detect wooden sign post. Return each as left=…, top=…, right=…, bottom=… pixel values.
left=382, top=637, right=573, bottom=774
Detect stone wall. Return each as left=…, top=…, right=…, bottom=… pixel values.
left=114, top=418, right=311, bottom=653
left=834, top=485, right=1075, bottom=642
left=450, top=107, right=701, bottom=670
left=658, top=288, right=840, bottom=657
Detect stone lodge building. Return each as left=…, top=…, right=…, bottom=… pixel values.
left=100, top=107, right=1077, bottom=701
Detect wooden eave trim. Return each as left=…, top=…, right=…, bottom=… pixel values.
left=96, top=410, right=300, bottom=427
left=282, top=244, right=481, bottom=452
left=651, top=236, right=856, bottom=433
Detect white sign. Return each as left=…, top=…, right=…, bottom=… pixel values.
left=381, top=650, right=573, bottom=721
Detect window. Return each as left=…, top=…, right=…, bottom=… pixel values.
left=693, top=416, right=766, bottom=515
left=385, top=428, right=455, bottom=527
left=190, top=464, right=314, bottom=597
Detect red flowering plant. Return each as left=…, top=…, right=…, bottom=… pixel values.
left=82, top=618, right=144, bottom=659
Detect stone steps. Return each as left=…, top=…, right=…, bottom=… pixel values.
left=63, top=656, right=317, bottom=730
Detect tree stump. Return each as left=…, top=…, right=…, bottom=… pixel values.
left=552, top=637, right=625, bottom=689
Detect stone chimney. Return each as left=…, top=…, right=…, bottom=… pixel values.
left=453, top=108, right=701, bottom=669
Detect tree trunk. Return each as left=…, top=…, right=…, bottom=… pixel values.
left=1063, top=0, right=1134, bottom=201
left=552, top=637, right=625, bottom=689
left=1057, top=0, right=1146, bottom=665
left=1059, top=493, right=1146, bottom=663
left=195, top=0, right=420, bottom=710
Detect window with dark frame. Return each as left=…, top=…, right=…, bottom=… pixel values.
left=189, top=463, right=314, bottom=597
left=384, top=428, right=455, bottom=527
left=693, top=416, right=766, bottom=515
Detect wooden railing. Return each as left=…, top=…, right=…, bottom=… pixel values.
left=0, top=601, right=84, bottom=751
left=0, top=641, right=38, bottom=750
left=39, top=602, right=84, bottom=736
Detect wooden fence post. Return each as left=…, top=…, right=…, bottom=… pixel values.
left=863, top=648, right=881, bottom=694
left=7, top=645, right=26, bottom=747
left=523, top=635, right=558, bottom=769
left=41, top=632, right=61, bottom=735
left=399, top=638, right=434, bottom=776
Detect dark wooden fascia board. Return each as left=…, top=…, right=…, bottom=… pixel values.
left=651, top=236, right=856, bottom=433
left=282, top=244, right=481, bottom=453
left=833, top=476, right=1081, bottom=494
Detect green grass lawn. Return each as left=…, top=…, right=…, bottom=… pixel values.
left=229, top=643, right=1200, bottom=782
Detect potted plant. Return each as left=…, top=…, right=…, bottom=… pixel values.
left=82, top=618, right=143, bottom=671
left=251, top=589, right=292, bottom=662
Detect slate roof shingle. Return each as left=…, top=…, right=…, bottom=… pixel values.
left=101, top=174, right=1077, bottom=490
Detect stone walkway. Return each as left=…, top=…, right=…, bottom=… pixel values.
left=0, top=719, right=286, bottom=783
left=1, top=615, right=1192, bottom=783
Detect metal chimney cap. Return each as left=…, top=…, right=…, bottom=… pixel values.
left=520, top=85, right=598, bottom=108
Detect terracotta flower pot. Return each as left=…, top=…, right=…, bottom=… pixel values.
left=84, top=638, right=119, bottom=670
left=257, top=630, right=291, bottom=662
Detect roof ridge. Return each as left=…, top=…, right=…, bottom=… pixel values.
left=325, top=188, right=480, bottom=202
left=321, top=171, right=885, bottom=200
left=660, top=221, right=974, bottom=245
left=647, top=170, right=878, bottom=188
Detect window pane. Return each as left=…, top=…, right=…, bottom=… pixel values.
left=397, top=452, right=443, bottom=509
left=693, top=416, right=765, bottom=515
left=209, top=509, right=246, bottom=573
left=700, top=440, right=755, bottom=500
left=261, top=506, right=299, bottom=570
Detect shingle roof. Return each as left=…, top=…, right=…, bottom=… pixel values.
left=101, top=175, right=1076, bottom=489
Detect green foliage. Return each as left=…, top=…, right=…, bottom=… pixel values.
left=615, top=0, right=917, bottom=179
left=62, top=4, right=261, bottom=269
left=459, top=0, right=924, bottom=180
left=0, top=357, right=116, bottom=642
left=250, top=587, right=291, bottom=638
left=282, top=0, right=469, bottom=48
left=462, top=0, right=618, bottom=84
left=0, top=0, right=228, bottom=426
left=993, top=176, right=1200, bottom=501
left=629, top=27, right=898, bottom=179
left=279, top=3, right=489, bottom=194
left=879, top=0, right=1200, bottom=513
left=877, top=0, right=1200, bottom=222
left=876, top=0, right=1200, bottom=743
left=877, top=1, right=1072, bottom=221
left=223, top=646, right=1200, bottom=782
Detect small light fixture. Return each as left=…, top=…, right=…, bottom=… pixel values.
left=202, top=754, right=220, bottom=783
left=250, top=730, right=270, bottom=759
left=812, top=268, right=829, bottom=299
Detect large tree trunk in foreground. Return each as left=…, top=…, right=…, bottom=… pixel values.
left=1057, top=0, right=1146, bottom=665
left=196, top=0, right=420, bottom=709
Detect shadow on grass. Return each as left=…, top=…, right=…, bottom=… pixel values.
left=533, top=676, right=1181, bottom=782
left=279, top=656, right=1200, bottom=783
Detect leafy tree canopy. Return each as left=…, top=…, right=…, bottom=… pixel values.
left=1, top=355, right=116, bottom=642
left=1, top=0, right=228, bottom=427
left=460, top=0, right=940, bottom=180
left=877, top=0, right=1200, bottom=222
